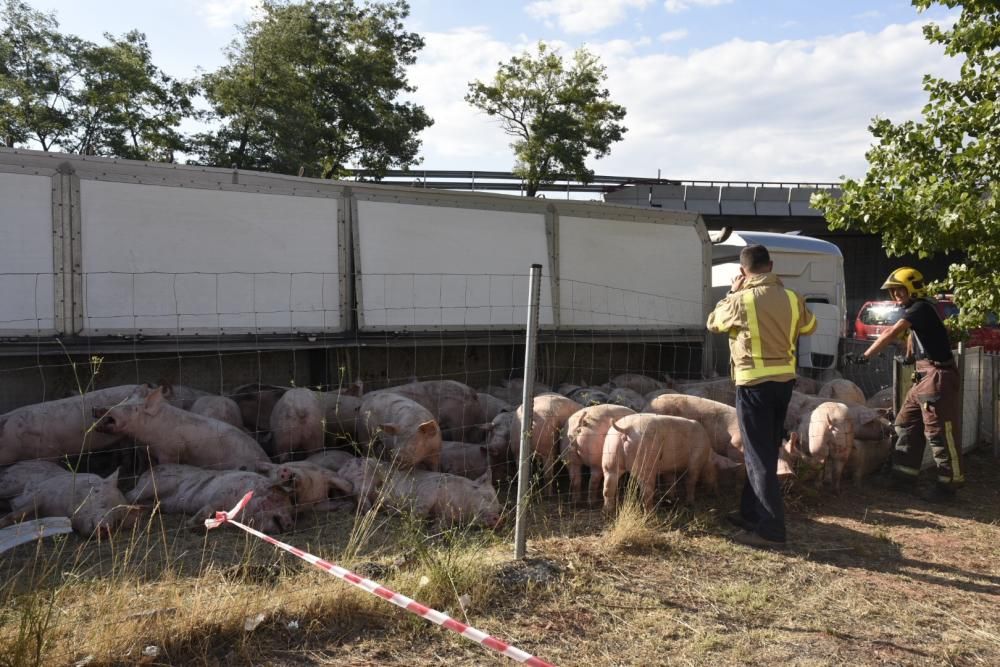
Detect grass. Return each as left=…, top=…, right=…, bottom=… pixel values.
left=1, top=449, right=1000, bottom=666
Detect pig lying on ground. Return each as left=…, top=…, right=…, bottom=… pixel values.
left=94, top=386, right=269, bottom=470
left=367, top=380, right=484, bottom=443
left=817, top=379, right=867, bottom=405
left=502, top=394, right=583, bottom=495
left=190, top=395, right=245, bottom=430
left=0, top=461, right=139, bottom=536
left=787, top=401, right=854, bottom=494
left=127, top=464, right=294, bottom=533
left=256, top=461, right=353, bottom=513
left=338, top=458, right=501, bottom=528
left=0, top=384, right=146, bottom=466
left=358, top=392, right=442, bottom=470
left=646, top=393, right=744, bottom=462
left=608, top=387, right=647, bottom=412
left=306, top=449, right=358, bottom=472
left=562, top=386, right=612, bottom=406
left=439, top=441, right=491, bottom=480
left=605, top=373, right=671, bottom=396
left=843, top=437, right=892, bottom=485
left=602, top=414, right=716, bottom=510
left=561, top=404, right=636, bottom=505
left=270, top=388, right=324, bottom=461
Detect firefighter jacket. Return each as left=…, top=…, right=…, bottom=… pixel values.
left=706, top=273, right=818, bottom=386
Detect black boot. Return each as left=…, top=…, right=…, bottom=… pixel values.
left=920, top=485, right=957, bottom=504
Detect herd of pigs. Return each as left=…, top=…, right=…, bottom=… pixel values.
left=0, top=372, right=895, bottom=540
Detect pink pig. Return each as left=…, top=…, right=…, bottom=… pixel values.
left=126, top=464, right=294, bottom=533
left=94, top=386, right=269, bottom=470
left=602, top=414, right=716, bottom=510
left=0, top=461, right=141, bottom=536
left=358, top=392, right=442, bottom=470
left=269, top=388, right=325, bottom=462
left=561, top=404, right=636, bottom=505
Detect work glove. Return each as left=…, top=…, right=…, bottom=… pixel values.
left=843, top=352, right=869, bottom=366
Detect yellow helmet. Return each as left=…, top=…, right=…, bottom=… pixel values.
left=881, top=267, right=926, bottom=298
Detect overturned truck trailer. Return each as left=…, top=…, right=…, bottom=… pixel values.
left=0, top=149, right=712, bottom=408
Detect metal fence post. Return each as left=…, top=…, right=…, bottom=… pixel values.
left=514, top=264, right=543, bottom=560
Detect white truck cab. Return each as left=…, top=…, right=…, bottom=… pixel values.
left=710, top=230, right=846, bottom=374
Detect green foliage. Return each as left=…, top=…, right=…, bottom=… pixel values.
left=466, top=42, right=627, bottom=197
left=0, top=0, right=197, bottom=160
left=812, top=1, right=1000, bottom=327
left=194, top=0, right=432, bottom=178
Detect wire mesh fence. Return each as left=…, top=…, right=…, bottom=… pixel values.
left=1, top=269, right=997, bottom=665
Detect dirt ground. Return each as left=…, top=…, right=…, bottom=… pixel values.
left=1, top=448, right=998, bottom=667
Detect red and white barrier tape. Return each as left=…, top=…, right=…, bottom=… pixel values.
left=206, top=491, right=555, bottom=667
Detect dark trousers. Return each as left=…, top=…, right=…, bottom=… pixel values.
left=736, top=380, right=794, bottom=542
left=892, top=360, right=963, bottom=489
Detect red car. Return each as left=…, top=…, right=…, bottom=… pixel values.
left=853, top=298, right=1000, bottom=351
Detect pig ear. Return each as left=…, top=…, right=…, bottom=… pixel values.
left=417, top=420, right=438, bottom=436
left=473, top=468, right=492, bottom=487
left=380, top=423, right=401, bottom=435
left=255, top=461, right=277, bottom=474
left=143, top=387, right=165, bottom=414
left=579, top=414, right=592, bottom=428
left=787, top=431, right=800, bottom=455
left=105, top=468, right=120, bottom=485
left=157, top=380, right=174, bottom=398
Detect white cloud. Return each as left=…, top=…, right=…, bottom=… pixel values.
left=407, top=19, right=959, bottom=184
left=658, top=29, right=689, bottom=42
left=664, top=0, right=733, bottom=14
left=525, top=0, right=652, bottom=35
left=195, top=0, right=261, bottom=29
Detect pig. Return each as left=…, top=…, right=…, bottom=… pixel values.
left=644, top=387, right=678, bottom=403
left=602, top=414, right=716, bottom=510
left=866, top=387, right=894, bottom=411
left=229, top=383, right=287, bottom=434
left=0, top=384, right=147, bottom=466
left=676, top=378, right=736, bottom=406
left=794, top=375, right=821, bottom=395
left=818, top=379, right=867, bottom=405
left=93, top=386, right=270, bottom=470
left=189, top=395, right=245, bottom=430
left=477, top=393, right=512, bottom=423
left=561, top=404, right=636, bottom=505
left=306, top=449, right=358, bottom=473
left=270, top=388, right=324, bottom=461
left=785, top=392, right=892, bottom=442
left=563, top=386, right=612, bottom=406
left=367, top=381, right=484, bottom=443
left=338, top=458, right=501, bottom=528
left=608, top=387, right=647, bottom=412
left=126, top=464, right=294, bottom=533
left=711, top=451, right=747, bottom=488
left=502, top=378, right=553, bottom=398
left=439, top=441, right=491, bottom=480
left=358, top=392, right=442, bottom=470
left=318, top=391, right=363, bottom=444
left=606, top=373, right=671, bottom=395
left=646, top=393, right=744, bottom=462
left=159, top=383, right=213, bottom=409
left=506, top=394, right=583, bottom=495
left=0, top=461, right=140, bottom=536
left=256, top=460, right=353, bottom=513
left=786, top=401, right=854, bottom=494
left=843, top=437, right=892, bottom=485
left=482, top=410, right=517, bottom=484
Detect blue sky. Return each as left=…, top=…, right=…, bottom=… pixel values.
left=26, top=1, right=959, bottom=184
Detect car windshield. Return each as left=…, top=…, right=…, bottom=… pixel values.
left=861, top=303, right=905, bottom=326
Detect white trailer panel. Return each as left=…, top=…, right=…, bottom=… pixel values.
left=355, top=199, right=553, bottom=329
left=558, top=215, right=706, bottom=329
left=79, top=180, right=342, bottom=335
left=0, top=173, right=56, bottom=334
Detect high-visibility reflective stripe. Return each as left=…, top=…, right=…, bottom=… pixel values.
left=784, top=290, right=799, bottom=367
left=800, top=312, right=818, bottom=334
left=892, top=464, right=920, bottom=476
left=735, top=363, right=798, bottom=383
left=743, top=291, right=762, bottom=368
left=944, top=421, right=964, bottom=482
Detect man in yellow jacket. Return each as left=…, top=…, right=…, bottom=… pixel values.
left=707, top=244, right=817, bottom=548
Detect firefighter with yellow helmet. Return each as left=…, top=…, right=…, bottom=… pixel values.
left=860, top=267, right=963, bottom=501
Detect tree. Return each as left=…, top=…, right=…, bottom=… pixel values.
left=812, top=1, right=1000, bottom=326
left=466, top=42, right=627, bottom=197
left=0, top=1, right=196, bottom=160
left=0, top=0, right=81, bottom=149
left=194, top=0, right=432, bottom=178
